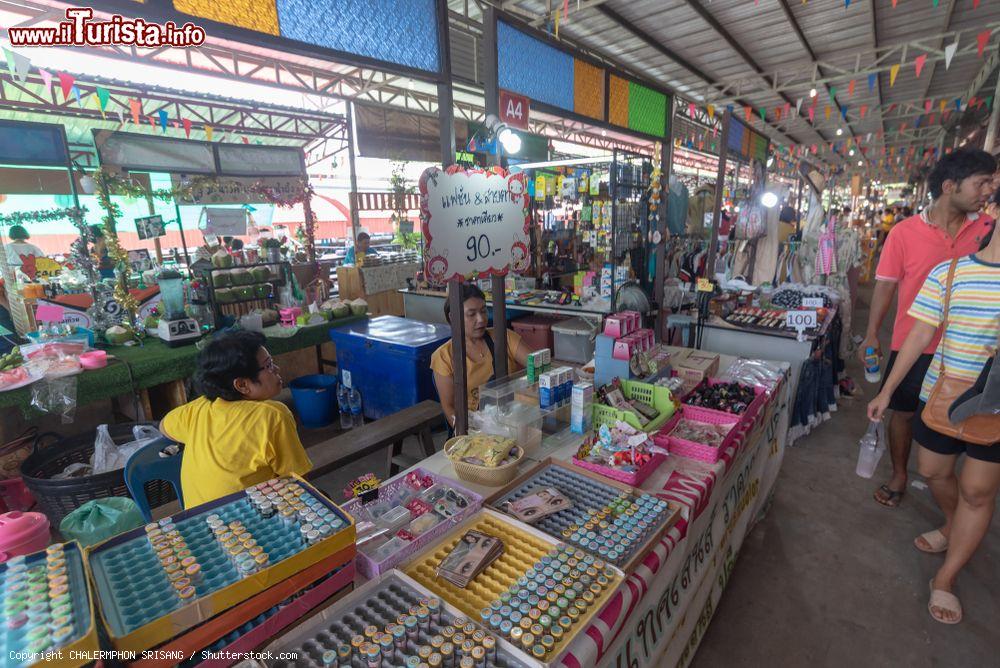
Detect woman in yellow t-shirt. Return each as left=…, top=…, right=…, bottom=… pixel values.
left=430, top=284, right=532, bottom=429
left=160, top=331, right=312, bottom=507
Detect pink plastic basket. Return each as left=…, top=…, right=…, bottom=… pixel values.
left=571, top=452, right=667, bottom=487
left=684, top=378, right=768, bottom=425
left=654, top=405, right=741, bottom=464
left=340, top=468, right=483, bottom=578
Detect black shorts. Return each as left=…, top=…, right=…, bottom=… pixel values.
left=913, top=402, right=1000, bottom=463
left=882, top=351, right=933, bottom=413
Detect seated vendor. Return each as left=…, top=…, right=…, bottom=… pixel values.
left=160, top=330, right=312, bottom=507
left=430, top=284, right=532, bottom=430
left=343, top=230, right=378, bottom=266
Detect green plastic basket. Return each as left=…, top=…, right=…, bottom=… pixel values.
left=592, top=380, right=676, bottom=433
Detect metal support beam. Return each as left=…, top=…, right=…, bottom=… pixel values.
left=982, top=74, right=1000, bottom=151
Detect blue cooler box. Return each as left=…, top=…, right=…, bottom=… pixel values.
left=329, top=316, right=452, bottom=420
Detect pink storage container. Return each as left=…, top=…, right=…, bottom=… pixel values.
left=654, top=406, right=741, bottom=464
left=0, top=510, right=50, bottom=561
left=511, top=314, right=567, bottom=352
left=686, top=378, right=768, bottom=425
left=571, top=453, right=666, bottom=487
left=80, top=350, right=108, bottom=369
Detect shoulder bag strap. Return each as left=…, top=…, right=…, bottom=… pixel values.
left=938, top=258, right=960, bottom=375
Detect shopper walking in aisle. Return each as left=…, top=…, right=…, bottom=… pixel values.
left=858, top=149, right=996, bottom=508
left=868, top=224, right=1000, bottom=624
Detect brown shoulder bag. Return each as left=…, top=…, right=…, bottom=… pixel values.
left=921, top=258, right=1000, bottom=445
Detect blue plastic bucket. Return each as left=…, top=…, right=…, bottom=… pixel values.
left=289, top=374, right=338, bottom=428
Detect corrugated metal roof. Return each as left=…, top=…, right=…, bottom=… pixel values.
left=501, top=0, right=1000, bottom=173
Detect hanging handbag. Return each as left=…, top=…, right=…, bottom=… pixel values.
left=921, top=258, right=1000, bottom=445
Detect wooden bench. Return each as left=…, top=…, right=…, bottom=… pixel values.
left=304, top=400, right=446, bottom=480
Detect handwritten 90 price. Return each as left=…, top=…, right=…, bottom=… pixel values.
left=466, top=233, right=502, bottom=262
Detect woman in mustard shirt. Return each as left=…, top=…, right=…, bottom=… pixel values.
left=160, top=331, right=311, bottom=507
left=430, top=284, right=532, bottom=430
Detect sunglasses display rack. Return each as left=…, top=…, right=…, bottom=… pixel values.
left=0, top=542, right=99, bottom=668
left=404, top=508, right=624, bottom=667
left=341, top=468, right=483, bottom=579
left=86, top=475, right=355, bottom=653
left=488, top=458, right=679, bottom=573
left=265, top=571, right=529, bottom=668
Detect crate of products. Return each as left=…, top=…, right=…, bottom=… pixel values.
left=341, top=468, right=483, bottom=579
left=86, top=475, right=355, bottom=653
left=488, top=458, right=678, bottom=573
left=654, top=405, right=741, bottom=463
left=0, top=541, right=98, bottom=668
left=592, top=379, right=676, bottom=433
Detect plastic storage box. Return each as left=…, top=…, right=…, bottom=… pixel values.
left=510, top=314, right=568, bottom=352
left=551, top=317, right=598, bottom=363
left=329, top=315, right=451, bottom=419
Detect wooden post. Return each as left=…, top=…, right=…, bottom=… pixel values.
left=708, top=111, right=731, bottom=277
left=492, top=273, right=507, bottom=378
left=449, top=280, right=468, bottom=435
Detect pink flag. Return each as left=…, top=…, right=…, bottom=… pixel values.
left=183, top=119, right=192, bottom=138
left=688, top=102, right=696, bottom=118
left=39, top=68, right=52, bottom=91
left=914, top=54, right=927, bottom=77
left=978, top=30, right=991, bottom=57
left=56, top=72, right=74, bottom=101
left=808, top=106, right=815, bottom=123
left=860, top=104, right=868, bottom=119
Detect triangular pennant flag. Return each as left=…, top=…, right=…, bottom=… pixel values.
left=553, top=7, right=560, bottom=38
left=57, top=72, right=75, bottom=101
left=845, top=0, right=850, bottom=7
left=841, top=106, right=848, bottom=121
left=796, top=98, right=803, bottom=114
left=241, top=136, right=250, bottom=145
left=825, top=105, right=831, bottom=120
left=860, top=104, right=868, bottom=119
left=944, top=40, right=958, bottom=69
left=939, top=99, right=946, bottom=114
left=829, top=86, right=837, bottom=101
left=71, top=85, right=81, bottom=107
left=707, top=104, right=715, bottom=119
left=172, top=120, right=179, bottom=129
left=744, top=106, right=751, bottom=122
left=925, top=99, right=932, bottom=113
left=688, top=102, right=696, bottom=118
left=148, top=115, right=156, bottom=128
left=38, top=68, right=52, bottom=91
left=783, top=102, right=791, bottom=117
left=158, top=110, right=168, bottom=131
left=928, top=113, right=936, bottom=124
left=129, top=98, right=141, bottom=125
left=117, top=110, right=124, bottom=124
left=914, top=54, right=927, bottom=77
left=848, top=80, right=855, bottom=96
left=868, top=73, right=877, bottom=92
left=96, top=87, right=109, bottom=116
left=988, top=95, right=994, bottom=110
left=183, top=119, right=192, bottom=138
left=889, top=63, right=900, bottom=86
left=809, top=106, right=815, bottom=122
left=933, top=0, right=939, bottom=6
left=974, top=0, right=981, bottom=7
left=3, top=48, right=30, bottom=83
left=977, top=30, right=990, bottom=57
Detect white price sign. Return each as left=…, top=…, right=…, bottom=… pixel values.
left=420, top=166, right=530, bottom=281
left=802, top=297, right=825, bottom=308
left=786, top=310, right=818, bottom=330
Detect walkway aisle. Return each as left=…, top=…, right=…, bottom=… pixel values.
left=690, top=287, right=999, bottom=667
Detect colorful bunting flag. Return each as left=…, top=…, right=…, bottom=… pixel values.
left=707, top=104, right=715, bottom=119
left=860, top=104, right=868, bottom=119
left=57, top=72, right=75, bottom=101
left=3, top=48, right=30, bottom=83
left=38, top=68, right=52, bottom=91
left=129, top=98, right=141, bottom=125
left=914, top=54, right=927, bottom=77
left=688, top=102, right=696, bottom=118
left=183, top=118, right=192, bottom=138
left=868, top=73, right=877, bottom=92
left=70, top=85, right=81, bottom=107
left=744, top=106, right=751, bottom=122
left=889, top=64, right=900, bottom=86
left=944, top=39, right=958, bottom=69
left=204, top=125, right=213, bottom=141
left=96, top=86, right=109, bottom=117
left=977, top=30, right=991, bottom=57
left=848, top=80, right=855, bottom=97
left=825, top=105, right=831, bottom=120
left=925, top=99, right=932, bottom=113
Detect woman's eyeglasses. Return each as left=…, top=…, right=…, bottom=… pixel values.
left=259, top=357, right=279, bottom=374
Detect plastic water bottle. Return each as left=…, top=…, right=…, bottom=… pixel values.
left=855, top=421, right=884, bottom=478
left=349, top=387, right=363, bottom=427
left=864, top=346, right=881, bottom=383
left=337, top=383, right=352, bottom=430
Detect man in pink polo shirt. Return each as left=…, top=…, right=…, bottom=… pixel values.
left=859, top=148, right=996, bottom=508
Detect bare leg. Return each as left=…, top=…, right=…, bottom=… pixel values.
left=929, top=457, right=1000, bottom=623
left=874, top=409, right=913, bottom=506
left=916, top=445, right=960, bottom=548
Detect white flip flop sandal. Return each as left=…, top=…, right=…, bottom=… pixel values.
left=914, top=529, right=949, bottom=554
left=928, top=580, right=963, bottom=624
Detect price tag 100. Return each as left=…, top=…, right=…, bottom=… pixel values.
left=785, top=310, right=818, bottom=330
left=802, top=297, right=824, bottom=308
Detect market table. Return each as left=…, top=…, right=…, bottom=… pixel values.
left=376, top=352, right=791, bottom=668
left=0, top=315, right=366, bottom=417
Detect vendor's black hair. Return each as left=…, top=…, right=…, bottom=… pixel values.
left=443, top=284, right=486, bottom=324
left=8, top=225, right=29, bottom=241
left=195, top=330, right=266, bottom=401
left=229, top=238, right=244, bottom=251
left=927, top=148, right=997, bottom=199
left=87, top=224, right=104, bottom=240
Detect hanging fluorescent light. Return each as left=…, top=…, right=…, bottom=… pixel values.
left=810, top=88, right=818, bottom=97
left=498, top=128, right=522, bottom=154
left=760, top=191, right=779, bottom=208
left=857, top=160, right=863, bottom=166
left=836, top=128, right=843, bottom=136
left=849, top=149, right=855, bottom=156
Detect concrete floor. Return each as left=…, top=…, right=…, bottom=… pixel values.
left=690, top=288, right=1000, bottom=668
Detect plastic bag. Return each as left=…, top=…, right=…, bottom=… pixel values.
left=733, top=201, right=766, bottom=239
left=30, top=375, right=78, bottom=423
left=722, top=358, right=785, bottom=390
left=855, top=421, right=886, bottom=479
left=58, top=497, right=144, bottom=547
left=91, top=424, right=161, bottom=474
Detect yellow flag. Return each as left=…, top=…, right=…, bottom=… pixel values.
left=825, top=105, right=831, bottom=120
left=889, top=63, right=900, bottom=86
left=707, top=104, right=715, bottom=119
left=205, top=125, right=214, bottom=141
left=939, top=99, right=946, bottom=113
left=554, top=7, right=560, bottom=38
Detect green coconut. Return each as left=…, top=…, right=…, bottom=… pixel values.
left=234, top=285, right=254, bottom=300
left=230, top=268, right=253, bottom=286
left=255, top=283, right=271, bottom=298
left=214, top=287, right=235, bottom=304
left=211, top=250, right=234, bottom=269
left=211, top=270, right=231, bottom=288
left=104, top=325, right=132, bottom=345
left=349, top=298, right=368, bottom=316
left=250, top=266, right=270, bottom=282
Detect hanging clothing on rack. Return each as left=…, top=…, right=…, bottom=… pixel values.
left=753, top=182, right=790, bottom=287
left=666, top=175, right=690, bottom=236
left=687, top=185, right=716, bottom=237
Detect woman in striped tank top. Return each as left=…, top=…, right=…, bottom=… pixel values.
left=869, top=225, right=1000, bottom=625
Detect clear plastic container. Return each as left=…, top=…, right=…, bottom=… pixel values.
left=551, top=317, right=599, bottom=363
